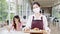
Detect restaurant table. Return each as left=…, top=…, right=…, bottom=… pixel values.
left=0, top=27, right=47, bottom=34
left=0, top=29, right=29, bottom=34
left=0, top=26, right=30, bottom=34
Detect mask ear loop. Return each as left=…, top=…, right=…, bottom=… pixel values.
left=40, top=10, right=42, bottom=14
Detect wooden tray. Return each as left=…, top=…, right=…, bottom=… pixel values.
left=24, top=30, right=47, bottom=33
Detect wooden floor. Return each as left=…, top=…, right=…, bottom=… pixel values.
left=49, top=22, right=60, bottom=34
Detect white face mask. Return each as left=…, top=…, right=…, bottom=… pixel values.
left=33, top=7, right=40, bottom=13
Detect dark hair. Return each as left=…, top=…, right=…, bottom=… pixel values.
left=32, top=2, right=40, bottom=7
left=23, top=16, right=26, bottom=19
left=13, top=15, right=21, bottom=30
left=7, top=20, right=9, bottom=25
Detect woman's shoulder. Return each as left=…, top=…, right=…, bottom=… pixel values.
left=19, top=22, right=22, bottom=25
left=41, top=14, right=47, bottom=18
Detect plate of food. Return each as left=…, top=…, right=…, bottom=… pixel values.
left=24, top=28, right=43, bottom=33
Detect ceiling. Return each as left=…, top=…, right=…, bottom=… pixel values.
left=30, top=0, right=58, bottom=7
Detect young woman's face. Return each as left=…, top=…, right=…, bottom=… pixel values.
left=15, top=18, right=19, bottom=24
left=33, top=4, right=40, bottom=14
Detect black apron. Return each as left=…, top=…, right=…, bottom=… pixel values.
left=31, top=16, right=43, bottom=34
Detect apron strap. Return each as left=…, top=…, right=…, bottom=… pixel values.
left=41, top=17, right=43, bottom=20
left=33, top=16, right=43, bottom=20
left=32, top=16, right=34, bottom=20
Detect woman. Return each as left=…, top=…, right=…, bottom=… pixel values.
left=24, top=2, right=51, bottom=34
left=11, top=15, right=22, bottom=31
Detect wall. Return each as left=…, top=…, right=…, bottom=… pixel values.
left=42, top=7, right=52, bottom=17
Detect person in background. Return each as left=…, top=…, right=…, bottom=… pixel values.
left=9, top=15, right=22, bottom=31
left=23, top=16, right=26, bottom=19
left=6, top=20, right=9, bottom=25
left=22, top=16, right=27, bottom=28
left=24, top=2, right=51, bottom=34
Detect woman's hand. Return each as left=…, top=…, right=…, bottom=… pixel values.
left=24, top=28, right=30, bottom=32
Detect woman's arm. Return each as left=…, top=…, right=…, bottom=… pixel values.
left=43, top=15, right=51, bottom=34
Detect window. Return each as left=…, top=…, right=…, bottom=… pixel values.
left=0, top=0, right=8, bottom=21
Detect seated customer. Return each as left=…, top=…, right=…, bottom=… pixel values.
left=10, top=15, right=22, bottom=31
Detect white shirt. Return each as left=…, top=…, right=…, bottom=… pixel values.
left=25, top=14, right=51, bottom=33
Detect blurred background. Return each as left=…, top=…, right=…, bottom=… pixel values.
left=0, top=0, right=60, bottom=34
